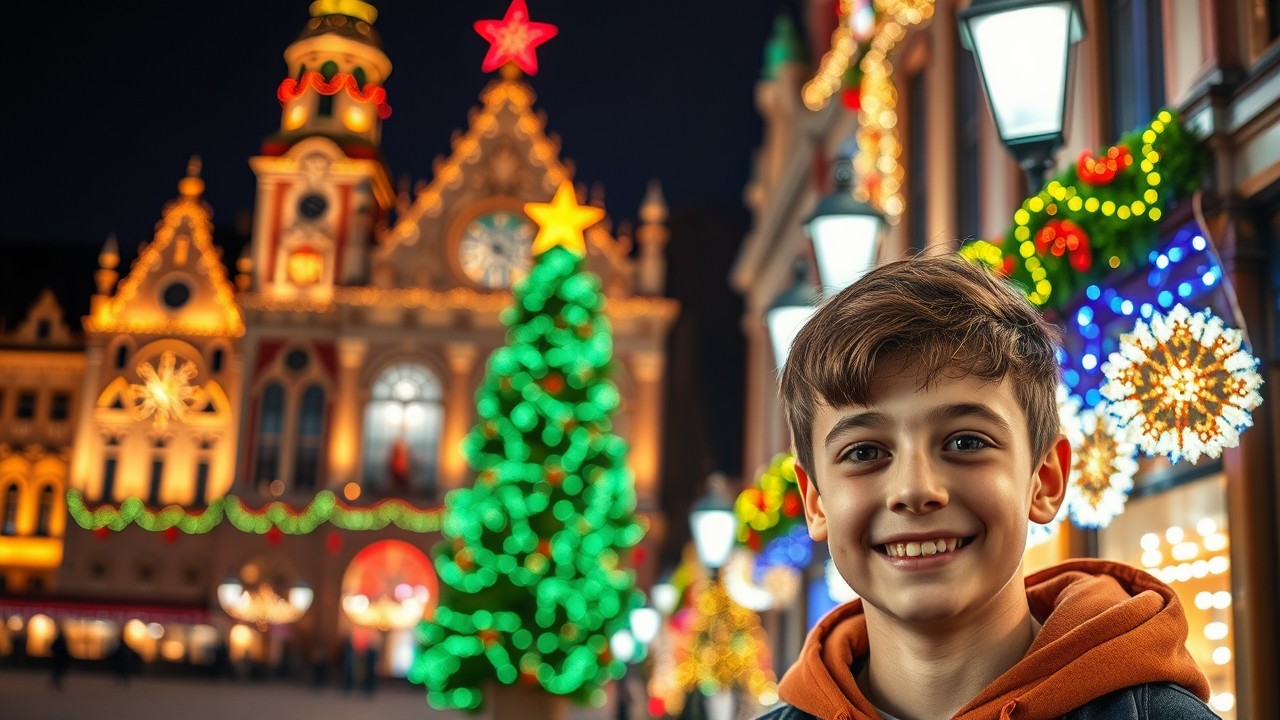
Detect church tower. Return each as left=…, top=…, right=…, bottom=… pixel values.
left=248, top=0, right=396, bottom=301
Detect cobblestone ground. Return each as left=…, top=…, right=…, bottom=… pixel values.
left=0, top=668, right=616, bottom=720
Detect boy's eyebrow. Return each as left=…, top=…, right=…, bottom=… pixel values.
left=928, top=402, right=1014, bottom=436
left=823, top=412, right=890, bottom=448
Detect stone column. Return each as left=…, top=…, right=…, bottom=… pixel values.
left=327, top=338, right=368, bottom=487
left=440, top=342, right=478, bottom=492
left=627, top=351, right=665, bottom=511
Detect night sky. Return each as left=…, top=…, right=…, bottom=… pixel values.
left=2, top=2, right=801, bottom=533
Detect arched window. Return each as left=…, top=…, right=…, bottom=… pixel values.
left=255, top=383, right=285, bottom=489
left=352, top=67, right=367, bottom=88
left=35, top=485, right=55, bottom=537
left=363, top=364, right=443, bottom=496
left=294, top=385, right=326, bottom=492
left=211, top=348, right=225, bottom=374
left=1, top=484, right=18, bottom=536
left=114, top=344, right=129, bottom=370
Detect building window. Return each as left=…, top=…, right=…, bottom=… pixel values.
left=955, top=35, right=982, bottom=241
left=211, top=348, right=225, bottom=374
left=294, top=385, right=326, bottom=492
left=101, top=456, right=118, bottom=501
left=35, top=485, right=55, bottom=537
left=194, top=460, right=210, bottom=507
left=363, top=364, right=443, bottom=495
left=16, top=391, right=36, bottom=420
left=50, top=392, right=71, bottom=421
left=36, top=320, right=51, bottom=340
left=114, top=345, right=129, bottom=370
left=255, top=383, right=286, bottom=488
left=147, top=458, right=164, bottom=507
left=1, top=484, right=18, bottom=535
left=906, top=68, right=929, bottom=252
left=1106, top=0, right=1166, bottom=137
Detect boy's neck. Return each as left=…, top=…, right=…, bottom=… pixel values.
left=856, top=585, right=1042, bottom=720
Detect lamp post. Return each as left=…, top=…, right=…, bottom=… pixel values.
left=765, top=260, right=819, bottom=369
left=689, top=473, right=738, bottom=576
left=958, top=0, right=1085, bottom=192
left=805, top=155, right=887, bottom=296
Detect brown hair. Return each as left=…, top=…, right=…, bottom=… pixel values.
left=779, top=254, right=1061, bottom=478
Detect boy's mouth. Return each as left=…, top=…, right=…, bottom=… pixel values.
left=876, top=537, right=974, bottom=558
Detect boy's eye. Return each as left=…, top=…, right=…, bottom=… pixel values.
left=947, top=435, right=989, bottom=453
left=843, top=445, right=887, bottom=463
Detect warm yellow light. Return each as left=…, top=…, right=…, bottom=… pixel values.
left=124, top=619, right=148, bottom=644
left=343, top=482, right=361, bottom=501
left=343, top=105, right=372, bottom=133
left=161, top=639, right=185, bottom=661
left=525, top=181, right=604, bottom=257
left=131, top=352, right=199, bottom=430
left=287, top=247, right=324, bottom=286
left=310, top=0, right=376, bottom=23
left=285, top=104, right=308, bottom=130
left=229, top=623, right=253, bottom=654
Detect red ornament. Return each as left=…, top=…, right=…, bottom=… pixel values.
left=648, top=698, right=667, bottom=718
left=630, top=545, right=647, bottom=567
left=841, top=86, right=862, bottom=111
left=163, top=527, right=179, bottom=544
left=93, top=526, right=110, bottom=541
left=1001, top=255, right=1017, bottom=277
left=542, top=373, right=564, bottom=394
left=1077, top=145, right=1132, bottom=185
left=326, top=531, right=342, bottom=555
left=536, top=539, right=552, bottom=557
left=474, top=0, right=559, bottom=76
left=478, top=629, right=499, bottom=647
left=1035, top=219, right=1092, bottom=272
left=545, top=466, right=565, bottom=487
left=782, top=491, right=803, bottom=518
left=746, top=531, right=762, bottom=552
left=266, top=526, right=284, bottom=546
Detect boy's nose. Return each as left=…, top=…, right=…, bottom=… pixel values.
left=885, top=453, right=949, bottom=514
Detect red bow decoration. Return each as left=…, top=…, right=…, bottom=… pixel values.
left=1035, top=219, right=1092, bottom=272
left=1077, top=145, right=1132, bottom=185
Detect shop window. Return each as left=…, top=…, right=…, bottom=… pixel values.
left=101, top=456, right=118, bottom=501
left=906, top=69, right=928, bottom=252
left=294, top=385, right=326, bottom=491
left=1106, top=0, right=1166, bottom=137
left=16, top=391, right=36, bottom=419
left=1, top=484, right=18, bottom=535
left=1099, top=473, right=1236, bottom=717
left=255, top=383, right=285, bottom=487
left=147, top=458, right=164, bottom=507
left=50, top=392, right=70, bottom=421
left=35, top=485, right=55, bottom=537
left=363, top=363, right=443, bottom=495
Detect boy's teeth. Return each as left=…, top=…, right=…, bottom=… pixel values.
left=884, top=538, right=963, bottom=557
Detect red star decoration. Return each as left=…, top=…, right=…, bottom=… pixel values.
left=474, top=0, right=558, bottom=75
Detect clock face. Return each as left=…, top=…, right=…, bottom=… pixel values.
left=458, top=210, right=535, bottom=289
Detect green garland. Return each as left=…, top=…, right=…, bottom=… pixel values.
left=65, top=488, right=443, bottom=534
left=960, top=109, right=1205, bottom=312
left=734, top=453, right=804, bottom=552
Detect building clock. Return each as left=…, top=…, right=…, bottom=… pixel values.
left=457, top=210, right=535, bottom=289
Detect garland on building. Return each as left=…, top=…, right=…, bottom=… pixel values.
left=410, top=181, right=642, bottom=711
left=277, top=71, right=392, bottom=118
left=65, top=489, right=443, bottom=534
left=960, top=109, right=1205, bottom=312
left=734, top=453, right=804, bottom=553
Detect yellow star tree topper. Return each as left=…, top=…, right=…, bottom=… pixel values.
left=524, top=181, right=604, bottom=257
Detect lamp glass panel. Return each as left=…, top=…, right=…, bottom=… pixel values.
left=289, top=585, right=315, bottom=612
left=629, top=607, right=661, bottom=644
left=809, top=215, right=882, bottom=295
left=766, top=305, right=817, bottom=368
left=690, top=509, right=738, bottom=569
left=969, top=2, right=1072, bottom=141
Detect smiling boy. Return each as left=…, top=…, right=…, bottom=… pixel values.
left=761, top=256, right=1216, bottom=720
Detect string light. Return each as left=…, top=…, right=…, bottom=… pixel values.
left=734, top=453, right=804, bottom=552
left=277, top=71, right=392, bottom=119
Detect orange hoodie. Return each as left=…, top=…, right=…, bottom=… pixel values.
left=777, top=559, right=1210, bottom=720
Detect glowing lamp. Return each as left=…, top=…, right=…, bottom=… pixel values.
left=806, top=155, right=886, bottom=296
left=217, top=577, right=244, bottom=610
left=959, top=0, right=1085, bottom=190
left=609, top=629, right=637, bottom=664
left=284, top=104, right=308, bottom=130
left=289, top=582, right=314, bottom=613
left=690, top=473, right=737, bottom=572
left=343, top=105, right=371, bottom=133
left=765, top=260, right=818, bottom=369
left=628, top=606, right=661, bottom=645
left=287, top=246, right=324, bottom=286
left=651, top=581, right=678, bottom=615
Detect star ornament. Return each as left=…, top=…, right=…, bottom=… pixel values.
left=525, top=181, right=604, bottom=257
left=474, top=0, right=559, bottom=76
left=1101, top=303, right=1264, bottom=464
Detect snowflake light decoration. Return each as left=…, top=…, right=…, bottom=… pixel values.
left=1101, top=304, right=1264, bottom=464
left=131, top=351, right=199, bottom=430
left=1065, top=400, right=1139, bottom=529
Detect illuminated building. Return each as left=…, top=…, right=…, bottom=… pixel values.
left=0, top=0, right=675, bottom=678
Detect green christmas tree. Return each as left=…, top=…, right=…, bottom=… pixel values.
left=411, top=182, right=644, bottom=711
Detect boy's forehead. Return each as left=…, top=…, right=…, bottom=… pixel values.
left=811, top=372, right=1024, bottom=435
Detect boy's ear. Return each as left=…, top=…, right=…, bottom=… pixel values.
left=794, top=460, right=829, bottom=542
left=1029, top=434, right=1071, bottom=524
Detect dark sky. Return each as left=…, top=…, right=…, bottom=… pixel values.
left=0, top=1, right=797, bottom=492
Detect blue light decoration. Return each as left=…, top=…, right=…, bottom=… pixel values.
left=1056, top=222, right=1233, bottom=410
left=753, top=524, right=813, bottom=581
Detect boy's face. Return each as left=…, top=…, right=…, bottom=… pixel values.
left=795, top=366, right=1069, bottom=627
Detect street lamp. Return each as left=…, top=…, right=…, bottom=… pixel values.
left=689, top=473, right=737, bottom=573
left=805, top=155, right=886, bottom=296
left=765, top=259, right=818, bottom=369
left=958, top=0, right=1085, bottom=192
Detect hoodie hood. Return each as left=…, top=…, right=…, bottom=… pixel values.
left=777, top=559, right=1210, bottom=720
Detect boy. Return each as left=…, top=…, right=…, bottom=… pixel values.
left=762, top=255, right=1217, bottom=720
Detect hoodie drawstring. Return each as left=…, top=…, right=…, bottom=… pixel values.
left=999, top=699, right=1018, bottom=719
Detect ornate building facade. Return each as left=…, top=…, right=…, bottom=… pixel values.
left=0, top=0, right=675, bottom=674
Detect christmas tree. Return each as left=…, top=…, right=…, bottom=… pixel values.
left=411, top=181, right=644, bottom=711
